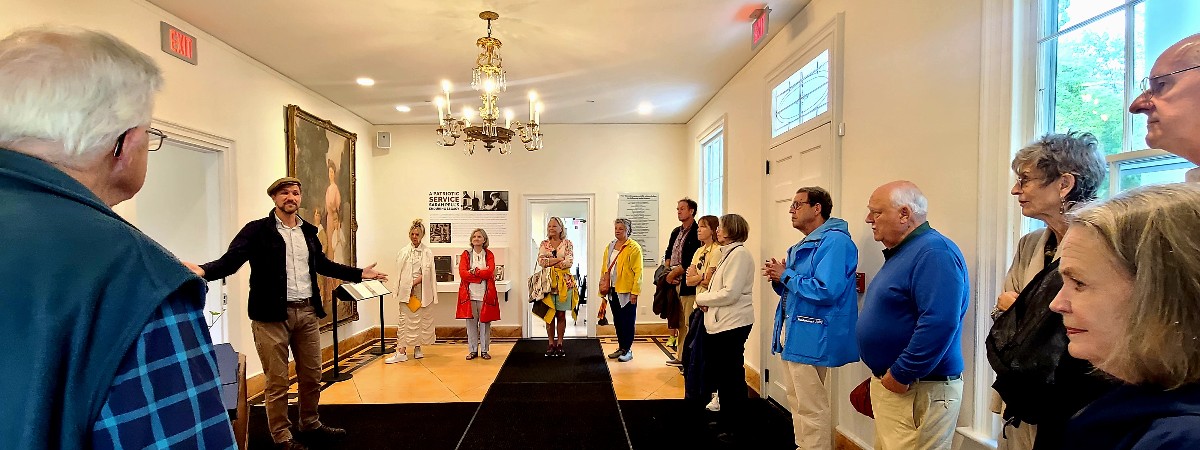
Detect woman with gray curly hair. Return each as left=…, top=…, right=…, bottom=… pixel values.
left=602, top=218, right=643, bottom=362
left=987, top=131, right=1114, bottom=450
left=1051, top=183, right=1200, bottom=449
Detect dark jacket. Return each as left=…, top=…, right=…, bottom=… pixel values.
left=664, top=222, right=702, bottom=296
left=1065, top=383, right=1200, bottom=450
left=0, top=148, right=203, bottom=449
left=652, top=265, right=683, bottom=328
left=200, top=209, right=362, bottom=322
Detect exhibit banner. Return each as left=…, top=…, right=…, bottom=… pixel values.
left=617, top=192, right=659, bottom=266
left=428, top=190, right=510, bottom=246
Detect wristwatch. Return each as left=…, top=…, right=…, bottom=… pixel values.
left=990, top=306, right=1004, bottom=320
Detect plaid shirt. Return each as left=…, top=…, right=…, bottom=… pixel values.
left=91, top=293, right=236, bottom=449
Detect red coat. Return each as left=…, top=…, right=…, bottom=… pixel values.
left=457, top=249, right=501, bottom=322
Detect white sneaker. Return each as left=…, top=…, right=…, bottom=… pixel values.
left=706, top=393, right=721, bottom=411
left=617, top=350, right=634, bottom=362
left=413, top=347, right=424, bottom=359
left=385, top=353, right=408, bottom=364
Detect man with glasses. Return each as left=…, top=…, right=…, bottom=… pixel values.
left=1129, top=33, right=1200, bottom=181
left=763, top=186, right=859, bottom=450
left=0, top=27, right=235, bottom=449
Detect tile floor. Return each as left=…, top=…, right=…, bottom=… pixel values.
left=299, top=337, right=685, bottom=405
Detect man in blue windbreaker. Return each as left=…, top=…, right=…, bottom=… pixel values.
left=764, top=186, right=859, bottom=450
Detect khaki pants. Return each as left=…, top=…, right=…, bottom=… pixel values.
left=997, top=421, right=1037, bottom=450
left=784, top=361, right=831, bottom=450
left=870, top=377, right=963, bottom=450
left=678, top=294, right=695, bottom=350
left=252, top=303, right=324, bottom=443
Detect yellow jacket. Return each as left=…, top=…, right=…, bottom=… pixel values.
left=601, top=239, right=643, bottom=295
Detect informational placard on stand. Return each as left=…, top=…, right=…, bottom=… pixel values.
left=617, top=192, right=659, bottom=266
left=338, top=280, right=392, bottom=301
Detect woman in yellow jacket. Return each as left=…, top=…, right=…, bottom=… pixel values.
left=602, top=218, right=643, bottom=362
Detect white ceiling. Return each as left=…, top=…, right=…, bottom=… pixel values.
left=148, top=0, right=810, bottom=125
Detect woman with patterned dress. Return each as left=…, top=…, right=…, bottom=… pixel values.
left=386, top=219, right=437, bottom=363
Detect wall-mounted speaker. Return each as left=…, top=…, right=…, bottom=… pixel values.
left=376, top=131, right=392, bottom=149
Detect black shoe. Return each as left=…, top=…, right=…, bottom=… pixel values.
left=275, top=439, right=308, bottom=450
left=716, top=431, right=740, bottom=445
left=299, top=424, right=347, bottom=443
left=665, top=358, right=683, bottom=366
left=607, top=348, right=626, bottom=359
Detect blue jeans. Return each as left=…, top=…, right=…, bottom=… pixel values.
left=609, top=292, right=637, bottom=351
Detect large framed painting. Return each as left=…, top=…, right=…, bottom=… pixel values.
left=285, top=104, right=358, bottom=331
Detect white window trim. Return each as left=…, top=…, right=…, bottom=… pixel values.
left=764, top=23, right=837, bottom=148
left=697, top=115, right=727, bottom=217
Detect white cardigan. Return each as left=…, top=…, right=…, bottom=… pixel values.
left=695, top=243, right=755, bottom=333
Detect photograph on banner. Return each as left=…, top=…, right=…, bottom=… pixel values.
left=428, top=190, right=510, bottom=246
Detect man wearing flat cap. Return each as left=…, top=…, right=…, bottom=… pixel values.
left=184, top=177, right=387, bottom=450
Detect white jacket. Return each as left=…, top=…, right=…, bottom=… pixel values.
left=695, top=243, right=755, bottom=333
left=395, top=243, right=437, bottom=307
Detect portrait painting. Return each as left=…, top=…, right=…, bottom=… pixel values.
left=286, top=104, right=358, bottom=331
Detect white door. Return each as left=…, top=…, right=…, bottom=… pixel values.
left=763, top=122, right=835, bottom=404
left=132, top=139, right=227, bottom=342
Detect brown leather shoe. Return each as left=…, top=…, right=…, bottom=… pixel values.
left=274, top=439, right=307, bottom=450
left=299, top=424, right=347, bottom=442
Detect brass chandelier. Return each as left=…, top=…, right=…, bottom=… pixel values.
left=435, top=11, right=543, bottom=155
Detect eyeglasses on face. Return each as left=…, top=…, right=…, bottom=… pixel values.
left=1138, top=64, right=1200, bottom=99
left=113, top=127, right=167, bottom=157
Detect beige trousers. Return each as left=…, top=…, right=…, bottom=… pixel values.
left=997, top=421, right=1037, bottom=450
left=784, top=361, right=831, bottom=450
left=870, top=377, right=964, bottom=450
left=678, top=294, right=696, bottom=349
left=252, top=304, right=324, bottom=443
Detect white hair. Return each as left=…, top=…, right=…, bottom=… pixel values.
left=0, top=26, right=162, bottom=164
left=890, top=184, right=928, bottom=219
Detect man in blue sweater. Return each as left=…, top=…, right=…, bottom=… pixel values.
left=765, top=186, right=859, bottom=450
left=858, top=181, right=969, bottom=450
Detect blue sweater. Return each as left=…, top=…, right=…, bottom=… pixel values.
left=856, top=223, right=969, bottom=385
left=770, top=218, right=860, bottom=367
left=1065, top=382, right=1200, bottom=450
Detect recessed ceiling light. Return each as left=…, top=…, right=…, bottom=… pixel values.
left=637, top=102, right=653, bottom=115
left=356, top=77, right=375, bottom=86
left=395, top=105, right=411, bottom=112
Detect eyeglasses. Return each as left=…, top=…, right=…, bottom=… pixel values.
left=1014, top=174, right=1043, bottom=189
left=113, top=127, right=167, bottom=157
left=1139, top=64, right=1200, bottom=99
left=789, top=200, right=813, bottom=211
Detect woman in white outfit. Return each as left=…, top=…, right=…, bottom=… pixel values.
left=387, top=219, right=437, bottom=363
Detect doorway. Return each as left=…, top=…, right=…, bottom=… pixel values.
left=121, top=122, right=233, bottom=343
left=763, top=122, right=835, bottom=404
left=523, top=195, right=595, bottom=339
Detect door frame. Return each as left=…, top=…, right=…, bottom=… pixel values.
left=521, top=193, right=596, bottom=338
left=152, top=118, right=237, bottom=343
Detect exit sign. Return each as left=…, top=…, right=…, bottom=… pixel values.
left=751, top=7, right=770, bottom=50
left=160, top=22, right=198, bottom=65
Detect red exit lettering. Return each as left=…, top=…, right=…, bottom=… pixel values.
left=753, top=15, right=766, bottom=44
left=170, top=29, right=193, bottom=59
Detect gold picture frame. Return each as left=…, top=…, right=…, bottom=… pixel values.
left=285, top=104, right=358, bottom=331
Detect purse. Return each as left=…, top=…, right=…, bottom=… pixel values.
left=598, top=242, right=625, bottom=297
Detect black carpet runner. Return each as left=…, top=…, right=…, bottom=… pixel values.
left=247, top=338, right=798, bottom=449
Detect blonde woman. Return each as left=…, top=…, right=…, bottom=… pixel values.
left=603, top=218, right=643, bottom=362
left=536, top=217, right=578, bottom=357
left=386, top=219, right=437, bottom=363
left=1050, top=183, right=1200, bottom=449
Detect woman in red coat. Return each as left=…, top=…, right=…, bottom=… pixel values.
left=458, top=228, right=500, bottom=359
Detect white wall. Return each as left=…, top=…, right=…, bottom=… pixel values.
left=369, top=124, right=688, bottom=331
left=1, top=0, right=376, bottom=378
left=687, top=0, right=990, bottom=448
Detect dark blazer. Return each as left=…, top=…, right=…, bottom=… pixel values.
left=663, top=222, right=702, bottom=296
left=201, top=209, right=362, bottom=322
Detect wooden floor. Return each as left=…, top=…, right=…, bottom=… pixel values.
left=303, top=337, right=685, bottom=405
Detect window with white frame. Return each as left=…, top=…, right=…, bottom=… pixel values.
left=699, top=127, right=724, bottom=217
left=1036, top=0, right=1197, bottom=199
left=771, top=50, right=830, bottom=138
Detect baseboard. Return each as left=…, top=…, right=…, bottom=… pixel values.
left=595, top=322, right=672, bottom=336
left=435, top=325, right=523, bottom=338
left=835, top=427, right=870, bottom=450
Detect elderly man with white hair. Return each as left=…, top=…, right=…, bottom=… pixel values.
left=857, top=181, right=970, bottom=450
left=0, top=27, right=235, bottom=449
left=1128, top=33, right=1200, bottom=181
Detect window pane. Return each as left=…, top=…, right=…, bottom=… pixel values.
left=1131, top=2, right=1148, bottom=150
left=1117, top=155, right=1196, bottom=190
left=771, top=50, right=829, bottom=137
left=1054, top=0, right=1125, bottom=34
left=1050, top=11, right=1125, bottom=156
